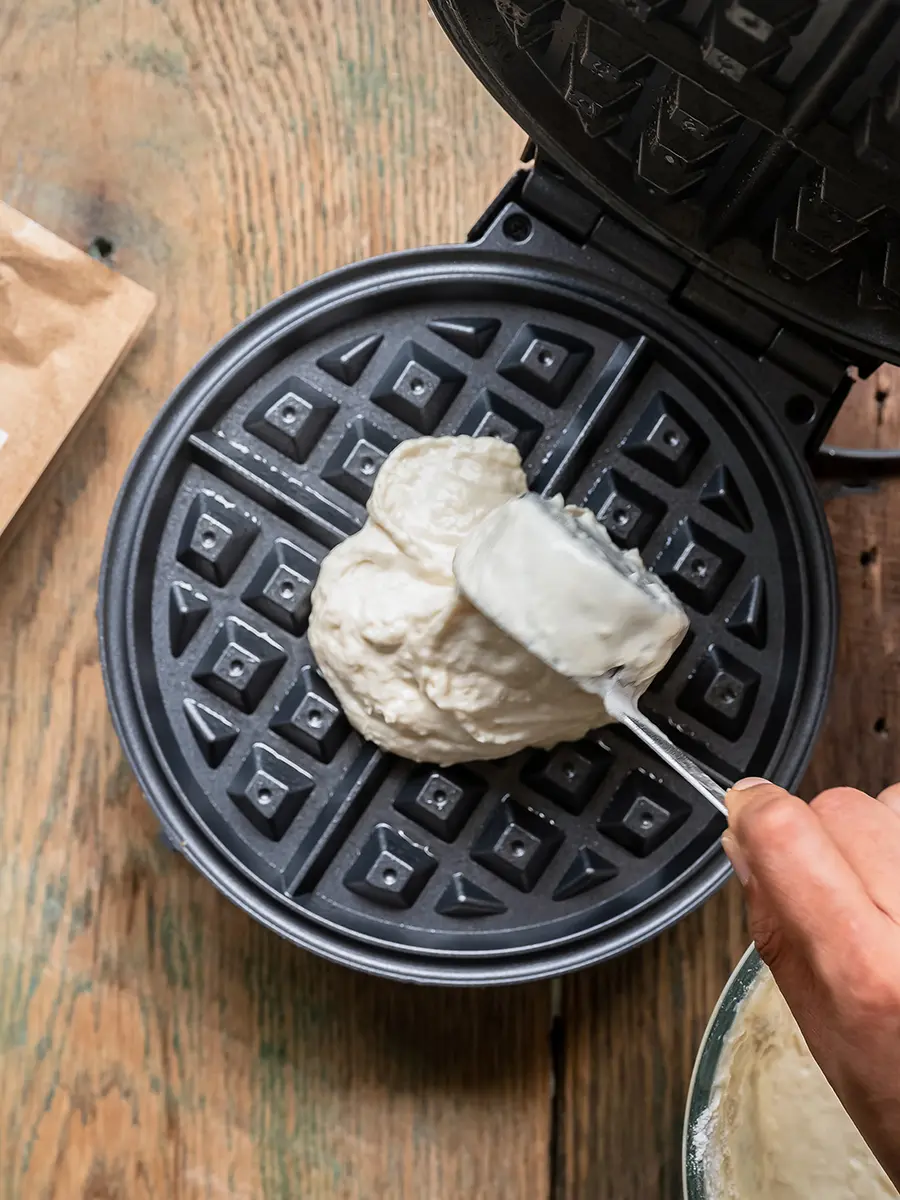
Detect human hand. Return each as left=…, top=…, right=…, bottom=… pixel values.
left=723, top=778, right=900, bottom=1190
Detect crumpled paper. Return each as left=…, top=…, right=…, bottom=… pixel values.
left=0, top=202, right=155, bottom=553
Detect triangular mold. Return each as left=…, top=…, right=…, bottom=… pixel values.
left=169, top=582, right=210, bottom=657
left=317, top=333, right=382, bottom=384
left=427, top=317, right=500, bottom=357
left=184, top=699, right=239, bottom=767
left=727, top=576, right=767, bottom=649
left=435, top=872, right=507, bottom=917
left=699, top=465, right=752, bottom=532
left=553, top=847, right=618, bottom=901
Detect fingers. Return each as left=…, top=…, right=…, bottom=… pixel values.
left=809, top=787, right=900, bottom=923
left=724, top=777, right=900, bottom=1195
left=878, top=782, right=900, bottom=817
left=725, top=781, right=883, bottom=970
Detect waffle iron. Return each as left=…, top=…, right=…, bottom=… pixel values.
left=99, top=0, right=900, bottom=983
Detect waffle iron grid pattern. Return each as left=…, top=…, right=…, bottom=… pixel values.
left=141, top=289, right=804, bottom=959
left=433, top=0, right=900, bottom=360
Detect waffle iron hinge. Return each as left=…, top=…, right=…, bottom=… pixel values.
left=673, top=271, right=857, bottom=455
left=474, top=154, right=867, bottom=465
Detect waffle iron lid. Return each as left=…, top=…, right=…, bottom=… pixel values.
left=430, top=0, right=900, bottom=363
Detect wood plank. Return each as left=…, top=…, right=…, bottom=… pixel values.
left=0, top=3, right=552, bottom=1197
left=806, top=366, right=900, bottom=798
left=555, top=886, right=748, bottom=1200
left=557, top=367, right=900, bottom=1199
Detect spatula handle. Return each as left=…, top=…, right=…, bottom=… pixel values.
left=603, top=686, right=729, bottom=817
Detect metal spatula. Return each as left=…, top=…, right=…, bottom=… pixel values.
left=453, top=492, right=728, bottom=816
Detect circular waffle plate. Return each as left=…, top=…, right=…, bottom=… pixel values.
left=100, top=245, right=834, bottom=983
left=430, top=0, right=900, bottom=363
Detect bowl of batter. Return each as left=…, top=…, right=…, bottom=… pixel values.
left=683, top=947, right=898, bottom=1199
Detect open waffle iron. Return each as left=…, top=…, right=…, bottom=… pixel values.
left=100, top=0, right=900, bottom=983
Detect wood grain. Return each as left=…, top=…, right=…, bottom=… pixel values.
left=556, top=886, right=748, bottom=1200
left=806, top=367, right=900, bottom=800
left=4, top=1, right=900, bottom=1198
left=0, top=3, right=550, bottom=1198
left=556, top=369, right=900, bottom=1199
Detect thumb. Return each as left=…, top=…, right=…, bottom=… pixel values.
left=721, top=779, right=796, bottom=970
left=720, top=777, right=783, bottom=885
left=722, top=777, right=879, bottom=965
left=721, top=777, right=804, bottom=890
left=724, top=777, right=809, bottom=866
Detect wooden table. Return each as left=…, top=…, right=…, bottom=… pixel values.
left=2, top=3, right=899, bottom=1196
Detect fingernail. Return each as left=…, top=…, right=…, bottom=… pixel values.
left=722, top=833, right=752, bottom=886
left=726, top=778, right=770, bottom=815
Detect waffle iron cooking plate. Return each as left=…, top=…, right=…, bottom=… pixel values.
left=100, top=1, right=900, bottom=983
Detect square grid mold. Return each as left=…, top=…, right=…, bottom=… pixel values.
left=148, top=302, right=787, bottom=953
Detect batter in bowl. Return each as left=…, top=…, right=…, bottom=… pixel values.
left=702, top=967, right=897, bottom=1199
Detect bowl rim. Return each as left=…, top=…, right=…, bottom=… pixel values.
left=682, top=943, right=764, bottom=1199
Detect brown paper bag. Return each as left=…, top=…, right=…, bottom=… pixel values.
left=0, top=202, right=156, bottom=557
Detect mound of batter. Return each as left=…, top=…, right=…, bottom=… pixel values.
left=309, top=436, right=678, bottom=765
left=702, top=967, right=897, bottom=1199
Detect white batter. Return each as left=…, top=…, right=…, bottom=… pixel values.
left=308, top=436, right=682, bottom=765
left=454, top=492, right=688, bottom=695
left=700, top=967, right=897, bottom=1200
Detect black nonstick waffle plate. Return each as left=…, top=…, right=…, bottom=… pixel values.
left=100, top=211, right=836, bottom=983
